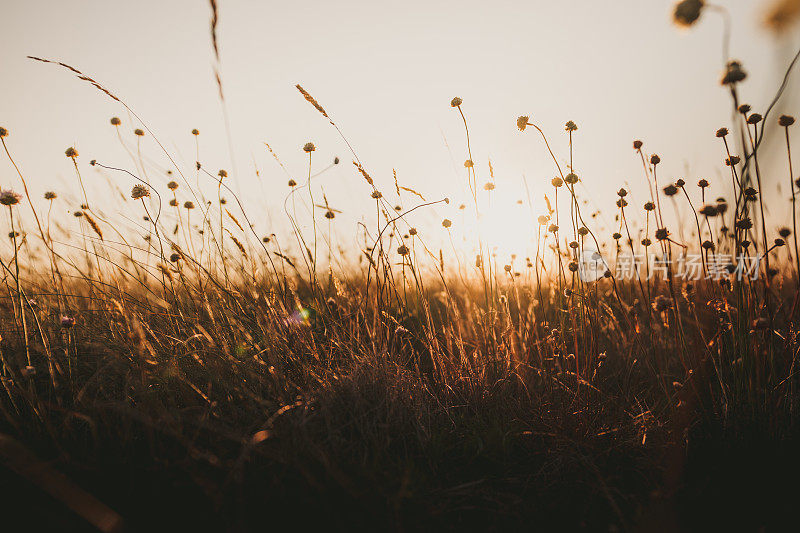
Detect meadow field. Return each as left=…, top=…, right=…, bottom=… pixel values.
left=2, top=1, right=800, bottom=531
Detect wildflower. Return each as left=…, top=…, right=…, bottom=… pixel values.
left=617, top=188, right=628, bottom=197
left=0, top=126, right=8, bottom=137
left=644, top=201, right=656, bottom=211
left=303, top=142, right=315, bottom=153
left=134, top=128, right=144, bottom=137
left=578, top=226, right=588, bottom=236
left=746, top=113, right=762, bottom=125
left=569, top=241, right=579, bottom=249
left=744, top=187, right=757, bottom=200
left=568, top=262, right=579, bottom=272
left=325, top=210, right=335, bottom=219
left=702, top=240, right=715, bottom=250
left=218, top=169, right=227, bottom=178
left=564, top=173, right=578, bottom=184
left=612, top=232, right=622, bottom=240
left=167, top=181, right=179, bottom=190
left=61, top=316, right=75, bottom=329
left=721, top=61, right=747, bottom=85
left=442, top=219, right=452, bottom=228
left=548, top=223, right=559, bottom=233
left=663, top=184, right=678, bottom=196
left=169, top=198, right=178, bottom=207
left=616, top=198, right=628, bottom=208
left=779, top=227, right=791, bottom=238
left=184, top=201, right=195, bottom=209
left=288, top=179, right=297, bottom=187
left=725, top=156, right=740, bottom=166
left=131, top=184, right=150, bottom=200
left=642, top=238, right=652, bottom=246
left=735, top=218, right=753, bottom=230
left=451, top=97, right=463, bottom=107
left=483, top=182, right=496, bottom=191
left=650, top=154, right=660, bottom=165
left=738, top=104, right=751, bottom=115
left=676, top=178, right=685, bottom=187
left=192, top=128, right=199, bottom=135
left=779, top=115, right=795, bottom=127
left=698, top=179, right=709, bottom=188
left=551, top=177, right=563, bottom=187
left=409, top=227, right=417, bottom=235
left=537, top=215, right=549, bottom=225
left=517, top=116, right=529, bottom=131
left=715, top=127, right=728, bottom=137
left=464, top=159, right=474, bottom=168
left=565, top=120, right=578, bottom=131
left=699, top=204, right=718, bottom=216
left=655, top=228, right=669, bottom=241
left=371, top=191, right=382, bottom=199
left=44, top=191, right=57, bottom=200
left=503, top=264, right=512, bottom=273
left=65, top=147, right=78, bottom=158
left=653, top=295, right=672, bottom=312
left=633, top=140, right=643, bottom=150
left=0, top=189, right=22, bottom=206
left=673, top=0, right=704, bottom=26
left=170, top=253, right=180, bottom=262
left=774, top=238, right=786, bottom=247
left=110, top=117, right=121, bottom=126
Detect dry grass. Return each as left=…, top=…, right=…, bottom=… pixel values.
left=1, top=3, right=800, bottom=531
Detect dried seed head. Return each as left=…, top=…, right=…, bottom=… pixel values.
left=192, top=128, right=199, bottom=135
left=517, top=116, right=529, bottom=131
left=451, top=97, right=463, bottom=107
left=702, top=240, right=715, bottom=250
left=578, top=226, right=588, bottom=236
left=303, top=142, right=315, bottom=153
left=169, top=198, right=178, bottom=207
left=551, top=177, right=563, bottom=187
left=676, top=178, right=685, bottom=187
left=779, top=227, right=791, bottom=238
left=397, top=244, right=409, bottom=256
left=616, top=198, right=628, bottom=208
left=779, top=115, right=795, bottom=127
left=735, top=217, right=753, bottom=230
left=726, top=155, right=740, bottom=166
left=565, top=120, right=578, bottom=131
left=170, top=253, right=181, bottom=262
left=774, top=238, right=786, bottom=247
left=288, top=179, right=297, bottom=187
left=61, top=316, right=75, bottom=329
left=653, top=295, right=672, bottom=312
left=722, top=61, right=747, bottom=85
left=483, top=182, right=496, bottom=191
left=110, top=117, right=121, bottom=126
left=565, top=172, right=579, bottom=184
left=673, top=0, right=704, bottom=27
left=744, top=186, right=757, bottom=199
left=44, top=191, right=57, bottom=200
left=131, top=184, right=150, bottom=200
left=548, top=223, right=559, bottom=233
left=409, top=227, right=417, bottom=235
left=644, top=201, right=656, bottom=211
left=134, top=128, right=144, bottom=136
left=569, top=241, right=579, bottom=249
left=698, top=179, right=709, bottom=188
left=537, top=215, right=549, bottom=225
left=633, top=140, right=643, bottom=150
left=0, top=126, right=8, bottom=137
left=650, top=154, right=660, bottom=165
left=0, top=189, right=22, bottom=206
left=65, top=147, right=78, bottom=158
left=167, top=181, right=179, bottom=190
left=738, top=104, right=751, bottom=115
left=218, top=169, right=227, bottom=178
left=699, top=204, right=718, bottom=216
left=371, top=190, right=382, bottom=199
left=464, top=159, right=474, bottom=168
left=715, top=127, right=728, bottom=137
left=325, top=210, right=335, bottom=219
left=746, top=113, right=762, bottom=124
left=74, top=211, right=83, bottom=217
left=663, top=184, right=679, bottom=196
left=442, top=218, right=452, bottom=228
left=568, top=262, right=579, bottom=272
left=612, top=232, right=622, bottom=240
left=655, top=227, right=669, bottom=241
left=184, top=201, right=195, bottom=209
left=617, top=188, right=628, bottom=197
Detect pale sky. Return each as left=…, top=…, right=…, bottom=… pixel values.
left=1, top=0, right=799, bottom=262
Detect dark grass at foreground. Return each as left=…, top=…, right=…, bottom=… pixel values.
left=0, top=274, right=799, bottom=532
